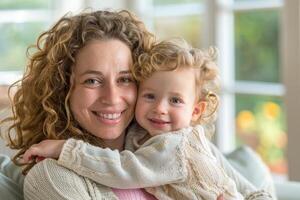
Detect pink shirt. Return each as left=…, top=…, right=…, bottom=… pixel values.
left=112, top=188, right=157, bottom=200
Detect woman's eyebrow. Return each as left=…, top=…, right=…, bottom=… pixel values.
left=119, top=70, right=131, bottom=75
left=79, top=70, right=131, bottom=76
left=80, top=70, right=103, bottom=76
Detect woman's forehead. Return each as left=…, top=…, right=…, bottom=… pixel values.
left=73, top=39, right=133, bottom=74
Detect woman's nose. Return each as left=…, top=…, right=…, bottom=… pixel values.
left=100, top=83, right=121, bottom=105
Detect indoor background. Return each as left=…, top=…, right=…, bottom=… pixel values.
left=0, top=0, right=299, bottom=182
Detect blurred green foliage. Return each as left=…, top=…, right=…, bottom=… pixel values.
left=0, top=0, right=50, bottom=9
left=154, top=15, right=202, bottom=47
left=0, top=0, right=50, bottom=70
left=235, top=10, right=280, bottom=82
left=0, top=23, right=46, bottom=71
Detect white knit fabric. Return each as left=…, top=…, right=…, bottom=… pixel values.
left=24, top=124, right=274, bottom=200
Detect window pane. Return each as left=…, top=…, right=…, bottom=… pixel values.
left=154, top=0, right=202, bottom=6
left=0, top=0, right=51, bottom=9
left=154, top=15, right=202, bottom=47
left=0, top=22, right=47, bottom=71
left=235, top=94, right=287, bottom=176
left=235, top=10, right=280, bottom=82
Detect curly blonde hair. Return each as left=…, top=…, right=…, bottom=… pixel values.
left=133, top=38, right=220, bottom=130
left=1, top=9, right=155, bottom=173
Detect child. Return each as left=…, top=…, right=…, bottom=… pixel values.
left=23, top=39, right=272, bottom=200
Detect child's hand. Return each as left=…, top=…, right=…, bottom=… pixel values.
left=217, top=194, right=224, bottom=200
left=23, top=140, right=66, bottom=163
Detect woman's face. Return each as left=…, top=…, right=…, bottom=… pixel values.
left=69, top=39, right=137, bottom=148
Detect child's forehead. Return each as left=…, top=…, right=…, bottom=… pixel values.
left=151, top=66, right=197, bottom=78
left=141, top=68, right=197, bottom=87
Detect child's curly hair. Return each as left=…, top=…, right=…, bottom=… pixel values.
left=0, top=9, right=155, bottom=173
left=132, top=38, right=220, bottom=134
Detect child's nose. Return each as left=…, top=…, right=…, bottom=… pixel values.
left=153, top=101, right=168, bottom=114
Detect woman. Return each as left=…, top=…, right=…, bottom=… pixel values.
left=0, top=9, right=273, bottom=200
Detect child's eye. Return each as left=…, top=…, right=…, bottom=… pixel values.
left=143, top=93, right=155, bottom=100
left=170, top=97, right=183, bottom=105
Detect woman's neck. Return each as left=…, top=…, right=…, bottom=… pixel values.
left=102, top=132, right=126, bottom=151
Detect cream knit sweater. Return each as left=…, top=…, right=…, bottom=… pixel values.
left=24, top=125, right=273, bottom=200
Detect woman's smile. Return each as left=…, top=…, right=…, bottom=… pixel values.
left=92, top=111, right=123, bottom=125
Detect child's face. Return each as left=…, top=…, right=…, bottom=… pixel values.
left=135, top=67, right=204, bottom=136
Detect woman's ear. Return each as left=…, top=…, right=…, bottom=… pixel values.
left=192, top=101, right=206, bottom=122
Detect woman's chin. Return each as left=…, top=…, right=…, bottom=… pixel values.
left=91, top=128, right=125, bottom=140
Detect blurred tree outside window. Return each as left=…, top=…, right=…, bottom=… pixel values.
left=0, top=22, right=47, bottom=71
left=235, top=10, right=280, bottom=82
left=234, top=8, right=286, bottom=176
left=154, top=15, right=203, bottom=47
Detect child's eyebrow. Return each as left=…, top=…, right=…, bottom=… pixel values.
left=139, top=86, right=154, bottom=91
left=169, top=92, right=184, bottom=97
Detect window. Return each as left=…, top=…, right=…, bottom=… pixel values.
left=233, top=1, right=287, bottom=176
left=0, top=0, right=85, bottom=110
left=0, top=0, right=53, bottom=110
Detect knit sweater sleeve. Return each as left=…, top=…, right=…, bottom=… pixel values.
left=57, top=129, right=190, bottom=189
left=24, top=159, right=99, bottom=200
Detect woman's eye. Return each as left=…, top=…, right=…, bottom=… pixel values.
left=170, top=97, right=183, bottom=105
left=83, top=79, right=101, bottom=86
left=119, top=76, right=135, bottom=84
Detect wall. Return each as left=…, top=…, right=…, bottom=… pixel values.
left=283, top=0, right=300, bottom=181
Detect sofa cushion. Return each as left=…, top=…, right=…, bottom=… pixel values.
left=225, top=146, right=276, bottom=198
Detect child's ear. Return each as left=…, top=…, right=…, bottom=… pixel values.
left=192, top=101, right=206, bottom=122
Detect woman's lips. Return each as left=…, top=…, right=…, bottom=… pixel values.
left=92, top=111, right=124, bottom=125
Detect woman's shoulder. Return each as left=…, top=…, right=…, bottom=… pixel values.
left=24, top=159, right=96, bottom=199
left=24, top=159, right=72, bottom=191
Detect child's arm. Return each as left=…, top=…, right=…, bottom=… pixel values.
left=23, top=140, right=66, bottom=163
left=57, top=132, right=187, bottom=189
